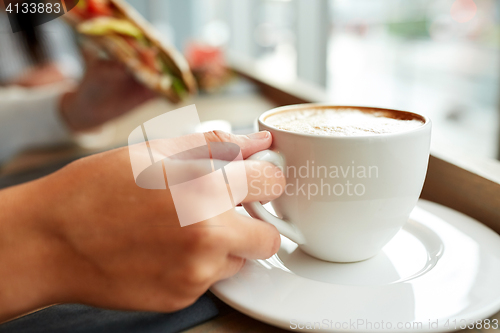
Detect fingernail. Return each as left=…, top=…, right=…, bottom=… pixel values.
left=247, top=131, right=270, bottom=140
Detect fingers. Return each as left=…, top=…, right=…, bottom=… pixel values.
left=217, top=255, right=246, bottom=281
left=165, top=159, right=284, bottom=203
left=149, top=131, right=272, bottom=162
left=224, top=210, right=281, bottom=259
left=204, top=130, right=272, bottom=159
left=241, top=160, right=285, bottom=203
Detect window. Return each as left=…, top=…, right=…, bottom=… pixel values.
left=128, top=0, right=500, bottom=160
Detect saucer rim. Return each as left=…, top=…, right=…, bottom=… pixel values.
left=211, top=200, right=500, bottom=332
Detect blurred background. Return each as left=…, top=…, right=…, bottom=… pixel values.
left=1, top=0, right=499, bottom=174
left=125, top=0, right=500, bottom=160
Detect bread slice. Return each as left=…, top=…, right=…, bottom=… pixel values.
left=64, top=0, right=197, bottom=102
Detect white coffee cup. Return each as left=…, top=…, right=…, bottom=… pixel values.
left=243, top=104, right=431, bottom=262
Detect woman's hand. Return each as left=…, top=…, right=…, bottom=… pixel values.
left=0, top=131, right=284, bottom=321
left=59, top=58, right=157, bottom=132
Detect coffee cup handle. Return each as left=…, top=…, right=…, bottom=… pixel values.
left=242, top=150, right=305, bottom=245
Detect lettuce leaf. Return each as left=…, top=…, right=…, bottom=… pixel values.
left=78, top=17, right=143, bottom=39
left=162, top=60, right=187, bottom=98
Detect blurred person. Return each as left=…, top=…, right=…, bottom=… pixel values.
left=0, top=3, right=81, bottom=86
left=0, top=3, right=157, bottom=164
left=0, top=54, right=158, bottom=164
left=0, top=2, right=78, bottom=164
left=0, top=130, right=284, bottom=322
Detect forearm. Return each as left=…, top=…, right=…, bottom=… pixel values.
left=0, top=180, right=66, bottom=322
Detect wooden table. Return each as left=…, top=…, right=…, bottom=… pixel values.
left=2, top=72, right=500, bottom=332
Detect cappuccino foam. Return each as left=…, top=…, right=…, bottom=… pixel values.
left=265, top=108, right=423, bottom=136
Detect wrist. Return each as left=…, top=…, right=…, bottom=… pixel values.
left=0, top=180, right=72, bottom=321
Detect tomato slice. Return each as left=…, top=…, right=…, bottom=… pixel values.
left=139, top=47, right=160, bottom=72
left=69, top=1, right=89, bottom=20
left=87, top=0, right=113, bottom=17
left=123, top=38, right=160, bottom=72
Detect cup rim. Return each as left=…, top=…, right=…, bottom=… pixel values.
left=258, top=104, right=431, bottom=140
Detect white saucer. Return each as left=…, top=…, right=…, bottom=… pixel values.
left=211, top=200, right=500, bottom=332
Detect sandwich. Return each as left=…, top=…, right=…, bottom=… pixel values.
left=64, top=0, right=197, bottom=103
